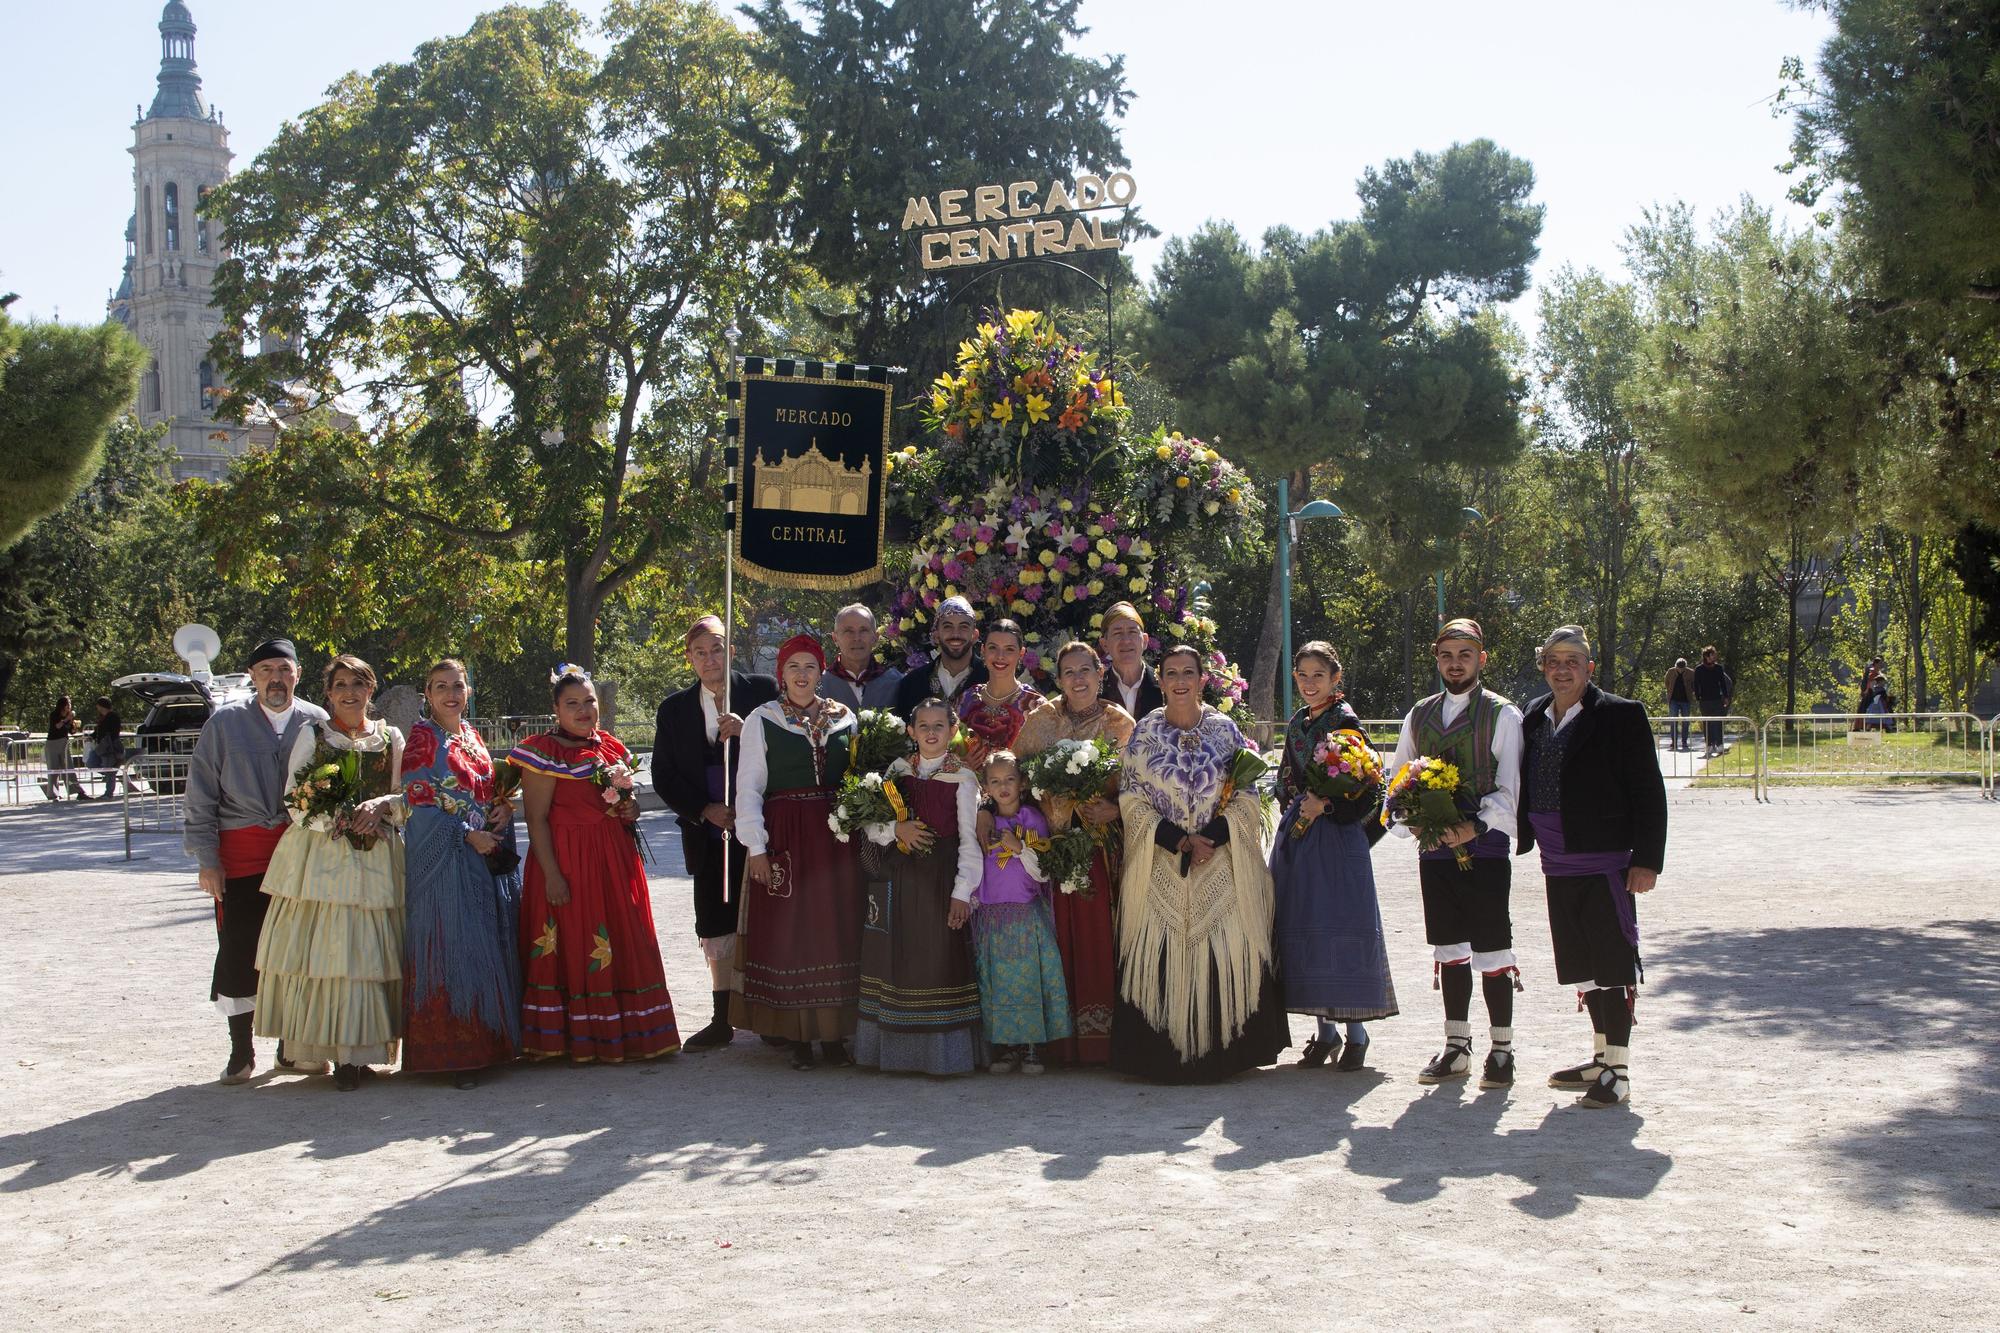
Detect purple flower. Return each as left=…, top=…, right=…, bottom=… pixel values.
left=976, top=525, right=995, bottom=544
left=952, top=522, right=971, bottom=541
left=1116, top=535, right=1132, bottom=553
left=1071, top=536, right=1088, bottom=553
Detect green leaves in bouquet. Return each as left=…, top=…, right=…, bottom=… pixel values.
left=848, top=709, right=914, bottom=777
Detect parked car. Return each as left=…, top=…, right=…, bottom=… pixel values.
left=110, top=672, right=253, bottom=792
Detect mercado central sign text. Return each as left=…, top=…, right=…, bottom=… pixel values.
left=902, top=173, right=1138, bottom=271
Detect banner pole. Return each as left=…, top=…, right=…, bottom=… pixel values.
left=722, top=325, right=740, bottom=918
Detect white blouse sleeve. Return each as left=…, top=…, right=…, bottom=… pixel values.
left=951, top=772, right=982, bottom=902
left=283, top=723, right=317, bottom=824
left=735, top=710, right=772, bottom=857
left=1386, top=707, right=1418, bottom=840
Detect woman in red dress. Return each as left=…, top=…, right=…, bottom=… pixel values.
left=956, top=619, right=1045, bottom=769
left=513, top=667, right=679, bottom=1062
left=1013, top=640, right=1135, bottom=1065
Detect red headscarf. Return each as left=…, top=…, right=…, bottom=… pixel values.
left=777, top=633, right=825, bottom=671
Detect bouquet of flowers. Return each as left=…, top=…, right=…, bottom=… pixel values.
left=1290, top=729, right=1384, bottom=840
left=830, top=769, right=910, bottom=846
left=591, top=757, right=649, bottom=862
left=284, top=750, right=381, bottom=852
left=1035, top=825, right=1099, bottom=897
left=849, top=708, right=914, bottom=777
left=1219, top=745, right=1275, bottom=820
left=1382, top=755, right=1474, bottom=870
left=1020, top=737, right=1120, bottom=805
left=481, top=757, right=523, bottom=876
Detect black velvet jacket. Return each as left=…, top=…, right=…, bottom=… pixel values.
left=1100, top=663, right=1164, bottom=720
left=1516, top=683, right=1668, bottom=873
left=650, top=671, right=777, bottom=878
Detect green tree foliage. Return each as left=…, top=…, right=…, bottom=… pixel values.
left=205, top=0, right=797, bottom=668
left=0, top=300, right=149, bottom=550
left=745, top=0, right=1134, bottom=373
left=1143, top=141, right=1542, bottom=715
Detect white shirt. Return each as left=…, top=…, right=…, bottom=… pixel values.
left=733, top=699, right=856, bottom=858
left=260, top=701, right=297, bottom=735
left=934, top=662, right=972, bottom=700
left=1387, top=684, right=1523, bottom=840
left=1549, top=695, right=1587, bottom=735
left=1111, top=664, right=1144, bottom=716
left=700, top=684, right=723, bottom=745
left=864, top=753, right=984, bottom=902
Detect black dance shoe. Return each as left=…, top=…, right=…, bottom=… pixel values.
left=454, top=1072, right=480, bottom=1090
left=820, top=1040, right=855, bottom=1068
left=1297, top=1037, right=1341, bottom=1068
left=1478, top=1049, right=1515, bottom=1090
left=1416, top=1040, right=1472, bottom=1085
left=1575, top=1063, right=1630, bottom=1109
left=684, top=1018, right=736, bottom=1052
left=333, top=1064, right=362, bottom=1092
left=1547, top=1057, right=1600, bottom=1091
left=1336, top=1039, right=1370, bottom=1072
left=789, top=1041, right=817, bottom=1071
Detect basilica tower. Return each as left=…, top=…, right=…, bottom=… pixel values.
left=110, top=3, right=245, bottom=481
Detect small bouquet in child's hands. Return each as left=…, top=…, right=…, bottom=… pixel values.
left=830, top=769, right=916, bottom=850
left=1020, top=737, right=1120, bottom=804
left=1381, top=755, right=1473, bottom=869
left=849, top=708, right=914, bottom=777
left=1291, top=729, right=1384, bottom=840
left=1036, top=825, right=1099, bottom=897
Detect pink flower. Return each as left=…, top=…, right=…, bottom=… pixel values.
left=952, top=522, right=971, bottom=541
left=1071, top=536, right=1088, bottom=553
left=1116, top=534, right=1132, bottom=553
left=976, top=525, right=996, bottom=543
left=1100, top=514, right=1118, bottom=531
left=602, top=786, right=620, bottom=806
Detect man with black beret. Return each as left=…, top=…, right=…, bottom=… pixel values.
left=184, top=638, right=329, bottom=1084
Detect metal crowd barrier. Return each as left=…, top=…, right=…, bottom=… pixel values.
left=121, top=749, right=194, bottom=860
left=1652, top=714, right=1759, bottom=791
left=1758, top=712, right=1988, bottom=801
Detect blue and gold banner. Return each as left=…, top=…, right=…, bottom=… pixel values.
left=728, top=360, right=892, bottom=590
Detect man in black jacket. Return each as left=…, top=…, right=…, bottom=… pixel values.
left=1517, top=625, right=1666, bottom=1109
left=651, top=614, right=777, bottom=1050
left=1098, top=601, right=1164, bottom=719
left=892, top=596, right=987, bottom=719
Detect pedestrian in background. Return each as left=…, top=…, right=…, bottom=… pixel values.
left=41, top=695, right=84, bottom=801
left=1692, top=647, right=1733, bottom=757
left=1662, top=659, right=1695, bottom=751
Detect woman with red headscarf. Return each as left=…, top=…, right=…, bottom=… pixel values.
left=733, top=634, right=865, bottom=1069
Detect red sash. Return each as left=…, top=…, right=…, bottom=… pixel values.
left=219, top=823, right=288, bottom=879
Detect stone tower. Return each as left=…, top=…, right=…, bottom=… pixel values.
left=110, top=3, right=246, bottom=481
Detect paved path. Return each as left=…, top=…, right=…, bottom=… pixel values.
left=0, top=790, right=1995, bottom=1330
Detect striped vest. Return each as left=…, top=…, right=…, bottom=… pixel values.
left=1411, top=687, right=1510, bottom=810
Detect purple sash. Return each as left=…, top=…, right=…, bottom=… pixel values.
left=1528, top=811, right=1638, bottom=947
left=703, top=761, right=725, bottom=841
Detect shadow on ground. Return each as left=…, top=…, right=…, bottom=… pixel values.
left=1651, top=918, right=2000, bottom=1216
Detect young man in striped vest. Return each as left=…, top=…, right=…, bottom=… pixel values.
left=1385, top=618, right=1525, bottom=1090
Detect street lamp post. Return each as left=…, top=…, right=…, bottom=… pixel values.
left=1433, top=505, right=1486, bottom=687
left=1276, top=476, right=1345, bottom=720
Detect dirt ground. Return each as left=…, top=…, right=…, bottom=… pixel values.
left=1, top=788, right=1995, bottom=1331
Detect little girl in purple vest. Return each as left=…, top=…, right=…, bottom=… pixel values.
left=968, top=751, right=1073, bottom=1074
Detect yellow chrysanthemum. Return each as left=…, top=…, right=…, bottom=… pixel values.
left=1175, top=476, right=1190, bottom=489
left=1155, top=443, right=1171, bottom=460
left=1038, top=550, right=1056, bottom=567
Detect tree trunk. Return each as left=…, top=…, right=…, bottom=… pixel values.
left=1247, top=529, right=1287, bottom=723
left=0, top=655, right=15, bottom=722
left=564, top=540, right=601, bottom=671
left=1908, top=531, right=1926, bottom=712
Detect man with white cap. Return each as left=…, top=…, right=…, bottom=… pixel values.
left=1518, top=624, right=1666, bottom=1109
left=1385, top=617, right=1524, bottom=1091
left=184, top=637, right=330, bottom=1084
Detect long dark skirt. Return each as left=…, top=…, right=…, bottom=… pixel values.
left=1110, top=959, right=1290, bottom=1085
left=853, top=835, right=985, bottom=1074
left=731, top=788, right=863, bottom=1042
left=1269, top=804, right=1399, bottom=1021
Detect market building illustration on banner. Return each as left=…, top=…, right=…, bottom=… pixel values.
left=728, top=360, right=893, bottom=590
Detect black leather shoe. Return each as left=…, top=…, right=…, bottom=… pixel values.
left=333, top=1064, right=362, bottom=1092
left=820, top=1039, right=854, bottom=1067
left=453, top=1072, right=479, bottom=1090
left=1336, top=1039, right=1369, bottom=1072
left=760, top=1034, right=791, bottom=1048
left=789, top=1041, right=817, bottom=1071
left=1298, top=1037, right=1341, bottom=1068
left=683, top=1018, right=735, bottom=1052
left=1479, top=1049, right=1515, bottom=1090
left=1416, top=1041, right=1472, bottom=1085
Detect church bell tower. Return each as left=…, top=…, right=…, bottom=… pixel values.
left=112, top=3, right=244, bottom=481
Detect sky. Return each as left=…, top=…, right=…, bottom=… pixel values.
left=0, top=1, right=1833, bottom=329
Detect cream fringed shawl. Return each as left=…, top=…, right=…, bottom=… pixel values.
left=1115, top=709, right=1275, bottom=1061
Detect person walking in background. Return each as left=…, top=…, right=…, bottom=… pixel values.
left=184, top=638, right=330, bottom=1085
left=84, top=696, right=126, bottom=799
left=1662, top=658, right=1696, bottom=751
left=1858, top=658, right=1894, bottom=731
left=400, top=658, right=522, bottom=1089
left=1692, top=647, right=1733, bottom=757
left=40, top=695, right=85, bottom=801
left=652, top=615, right=777, bottom=1052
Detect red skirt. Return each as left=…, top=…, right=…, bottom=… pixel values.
left=731, top=787, right=863, bottom=1042
left=520, top=806, right=679, bottom=1062
left=1050, top=841, right=1119, bottom=1065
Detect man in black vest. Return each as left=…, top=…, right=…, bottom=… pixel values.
left=651, top=614, right=777, bottom=1050
left=892, top=595, right=987, bottom=719
left=1518, top=625, right=1666, bottom=1109
left=1384, top=618, right=1524, bottom=1091
left=1097, top=600, right=1164, bottom=719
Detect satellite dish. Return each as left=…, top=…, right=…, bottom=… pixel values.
left=173, top=623, right=223, bottom=682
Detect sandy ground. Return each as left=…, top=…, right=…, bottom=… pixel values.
left=0, top=787, right=1996, bottom=1331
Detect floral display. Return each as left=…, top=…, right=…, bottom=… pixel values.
left=848, top=708, right=915, bottom=777
left=889, top=308, right=1264, bottom=715
left=1290, top=729, right=1385, bottom=840
left=1382, top=756, right=1473, bottom=869
left=830, top=769, right=907, bottom=846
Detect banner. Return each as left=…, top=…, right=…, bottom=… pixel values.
left=730, top=362, right=892, bottom=590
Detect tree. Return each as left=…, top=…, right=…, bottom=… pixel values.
left=206, top=0, right=799, bottom=668
left=745, top=0, right=1135, bottom=374
left=0, top=298, right=149, bottom=550
left=1626, top=203, right=1875, bottom=716
left=1145, top=140, right=1543, bottom=716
